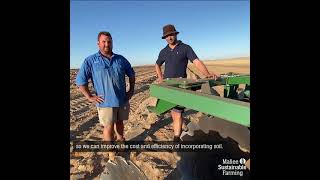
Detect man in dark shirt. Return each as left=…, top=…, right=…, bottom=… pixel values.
left=155, top=24, right=219, bottom=141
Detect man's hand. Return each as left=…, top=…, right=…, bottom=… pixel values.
left=207, top=72, right=220, bottom=80
left=126, top=89, right=134, bottom=100
left=156, top=77, right=164, bottom=84
left=88, top=95, right=104, bottom=104
left=193, top=59, right=220, bottom=80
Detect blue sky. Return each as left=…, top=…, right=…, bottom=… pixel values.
left=70, top=1, right=249, bottom=68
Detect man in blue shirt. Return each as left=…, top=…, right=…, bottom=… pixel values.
left=155, top=24, right=219, bottom=141
left=76, top=31, right=135, bottom=163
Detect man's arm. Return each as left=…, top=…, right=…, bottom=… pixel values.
left=155, top=50, right=165, bottom=83
left=193, top=59, right=219, bottom=79
left=155, top=64, right=164, bottom=83
left=126, top=76, right=135, bottom=100
left=78, top=84, right=104, bottom=103
left=123, top=57, right=135, bottom=100
left=76, top=59, right=104, bottom=104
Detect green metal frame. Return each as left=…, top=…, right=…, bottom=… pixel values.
left=225, top=75, right=250, bottom=85
left=224, top=84, right=239, bottom=98
left=223, top=75, right=250, bottom=98
left=147, top=99, right=177, bottom=115
left=150, top=84, right=250, bottom=127
left=244, top=84, right=250, bottom=98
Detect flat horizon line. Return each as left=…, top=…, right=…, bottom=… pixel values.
left=70, top=56, right=250, bottom=70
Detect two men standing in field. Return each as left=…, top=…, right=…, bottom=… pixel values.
left=75, top=25, right=219, bottom=165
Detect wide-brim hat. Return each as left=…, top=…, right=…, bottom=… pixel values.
left=162, top=24, right=179, bottom=39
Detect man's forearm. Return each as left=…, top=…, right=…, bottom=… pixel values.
left=155, top=64, right=163, bottom=79
left=78, top=85, right=93, bottom=99
left=193, top=59, right=211, bottom=77
left=129, top=76, right=135, bottom=92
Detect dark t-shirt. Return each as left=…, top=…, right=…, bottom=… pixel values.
left=156, top=40, right=198, bottom=78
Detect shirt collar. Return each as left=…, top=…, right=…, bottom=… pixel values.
left=96, top=51, right=117, bottom=59
left=166, top=40, right=182, bottom=49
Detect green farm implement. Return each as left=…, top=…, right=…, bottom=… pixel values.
left=148, top=74, right=251, bottom=174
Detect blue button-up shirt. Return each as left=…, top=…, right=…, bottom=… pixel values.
left=76, top=52, right=135, bottom=107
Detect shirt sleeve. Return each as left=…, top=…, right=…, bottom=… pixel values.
left=123, top=57, right=135, bottom=77
left=156, top=51, right=165, bottom=65
left=186, top=45, right=198, bottom=63
left=76, top=58, right=92, bottom=86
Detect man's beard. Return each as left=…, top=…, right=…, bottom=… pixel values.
left=103, top=47, right=111, bottom=53
left=169, top=40, right=176, bottom=45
